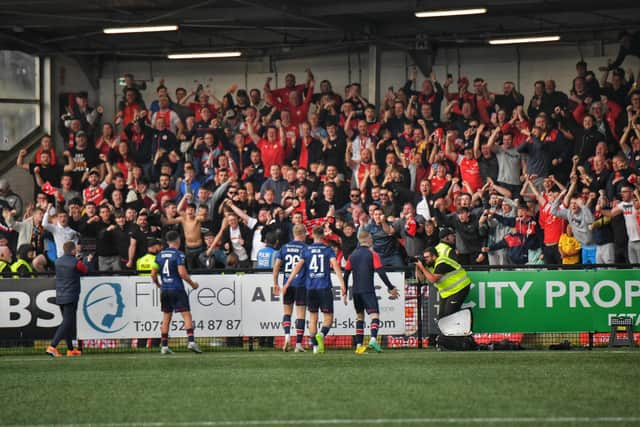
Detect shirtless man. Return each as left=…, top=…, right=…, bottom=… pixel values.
left=163, top=194, right=206, bottom=269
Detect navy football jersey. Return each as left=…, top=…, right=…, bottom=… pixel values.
left=275, top=240, right=309, bottom=288
left=344, top=246, right=384, bottom=294
left=155, top=247, right=186, bottom=291
left=305, top=243, right=336, bottom=290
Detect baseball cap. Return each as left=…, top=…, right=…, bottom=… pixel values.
left=76, top=130, right=87, bottom=138
left=147, top=238, right=162, bottom=247
left=438, top=227, right=455, bottom=240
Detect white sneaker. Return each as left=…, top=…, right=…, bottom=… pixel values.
left=188, top=342, right=202, bottom=354
left=294, top=344, right=306, bottom=353
left=282, top=335, right=291, bottom=352
left=312, top=346, right=318, bottom=354
left=161, top=346, right=173, bottom=355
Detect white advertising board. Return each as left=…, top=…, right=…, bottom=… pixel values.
left=78, top=272, right=405, bottom=339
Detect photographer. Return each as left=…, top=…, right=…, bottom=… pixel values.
left=415, top=244, right=475, bottom=350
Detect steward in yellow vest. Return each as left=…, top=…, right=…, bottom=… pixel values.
left=136, top=238, right=163, bottom=276
left=0, top=259, right=9, bottom=277
left=416, top=228, right=471, bottom=319
left=418, top=244, right=477, bottom=350
left=11, top=244, right=36, bottom=278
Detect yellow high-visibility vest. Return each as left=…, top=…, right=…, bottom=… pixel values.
left=0, top=259, right=9, bottom=278
left=136, top=254, right=158, bottom=276
left=10, top=259, right=34, bottom=278
left=435, top=242, right=452, bottom=258
left=433, top=253, right=471, bottom=299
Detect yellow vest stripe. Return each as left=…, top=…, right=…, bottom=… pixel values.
left=433, top=254, right=471, bottom=298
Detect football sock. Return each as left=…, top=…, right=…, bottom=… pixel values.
left=186, top=328, right=195, bottom=343
left=161, top=333, right=168, bottom=347
left=311, top=335, right=318, bottom=346
left=371, top=319, right=380, bottom=340
left=282, top=315, right=292, bottom=335
left=355, top=320, right=365, bottom=346
left=295, top=319, right=305, bottom=344
left=321, top=326, right=330, bottom=337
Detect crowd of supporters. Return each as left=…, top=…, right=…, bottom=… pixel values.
left=2, top=51, right=640, bottom=276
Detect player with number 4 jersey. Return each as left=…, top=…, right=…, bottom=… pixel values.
left=151, top=231, right=202, bottom=355
left=285, top=227, right=347, bottom=354
left=273, top=224, right=310, bottom=352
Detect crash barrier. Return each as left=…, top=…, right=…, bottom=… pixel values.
left=1, top=266, right=638, bottom=353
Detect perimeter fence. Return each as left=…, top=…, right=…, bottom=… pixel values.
left=1, top=264, right=638, bottom=354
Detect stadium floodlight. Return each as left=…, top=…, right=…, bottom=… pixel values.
left=415, top=8, right=487, bottom=18
left=489, top=35, right=561, bottom=45
left=103, top=25, right=179, bottom=34
left=167, top=51, right=242, bottom=59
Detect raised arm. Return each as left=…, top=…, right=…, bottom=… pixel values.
left=16, top=149, right=30, bottom=171
left=212, top=216, right=228, bottom=248
left=343, top=111, right=355, bottom=138
left=620, top=121, right=636, bottom=154
left=246, top=120, right=261, bottom=145
left=563, top=175, right=578, bottom=207
left=63, top=150, right=76, bottom=172
left=486, top=126, right=501, bottom=152
left=33, top=167, right=45, bottom=188
left=526, top=175, right=545, bottom=206
left=444, top=136, right=458, bottom=163
left=226, top=200, right=251, bottom=224
left=473, top=123, right=486, bottom=159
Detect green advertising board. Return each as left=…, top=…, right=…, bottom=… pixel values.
left=464, top=269, right=640, bottom=333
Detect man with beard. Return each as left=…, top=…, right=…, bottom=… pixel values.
left=66, top=131, right=99, bottom=190
left=17, top=149, right=74, bottom=197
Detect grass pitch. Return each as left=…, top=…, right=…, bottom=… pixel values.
left=1, top=349, right=639, bottom=426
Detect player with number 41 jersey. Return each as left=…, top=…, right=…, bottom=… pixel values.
left=273, top=224, right=310, bottom=352
left=285, top=227, right=347, bottom=354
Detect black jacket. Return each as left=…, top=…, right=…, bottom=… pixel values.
left=55, top=254, right=87, bottom=304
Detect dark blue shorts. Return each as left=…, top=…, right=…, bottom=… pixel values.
left=283, top=286, right=307, bottom=306
left=161, top=290, right=191, bottom=313
left=353, top=292, right=379, bottom=314
left=307, top=288, right=334, bottom=313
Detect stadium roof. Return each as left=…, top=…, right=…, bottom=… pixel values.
left=0, top=0, right=638, bottom=60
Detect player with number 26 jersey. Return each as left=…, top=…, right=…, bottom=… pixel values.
left=272, top=224, right=310, bottom=352
left=275, top=240, right=309, bottom=289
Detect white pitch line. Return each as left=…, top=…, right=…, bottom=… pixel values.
left=5, top=417, right=640, bottom=426
left=0, top=353, right=270, bottom=363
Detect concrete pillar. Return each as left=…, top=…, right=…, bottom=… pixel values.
left=367, top=43, right=380, bottom=109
